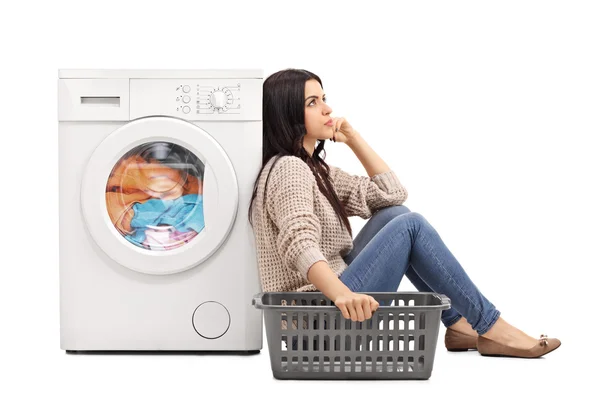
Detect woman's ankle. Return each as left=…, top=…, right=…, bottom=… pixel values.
left=479, top=317, right=543, bottom=348
left=448, top=317, right=477, bottom=336
left=480, top=316, right=515, bottom=341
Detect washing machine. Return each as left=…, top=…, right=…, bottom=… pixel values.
left=58, top=69, right=263, bottom=352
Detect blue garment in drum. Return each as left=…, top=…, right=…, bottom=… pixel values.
left=125, top=194, right=204, bottom=244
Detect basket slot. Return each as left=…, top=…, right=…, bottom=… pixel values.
left=376, top=356, right=383, bottom=372
left=398, top=336, right=411, bottom=351
left=397, top=314, right=405, bottom=330
left=333, top=356, right=341, bottom=373
left=289, top=335, right=295, bottom=352
left=280, top=312, right=287, bottom=330
left=353, top=356, right=361, bottom=373
left=291, top=312, right=298, bottom=330
left=386, top=356, right=395, bottom=373
left=344, top=319, right=352, bottom=330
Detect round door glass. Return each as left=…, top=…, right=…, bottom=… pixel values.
left=105, top=141, right=205, bottom=251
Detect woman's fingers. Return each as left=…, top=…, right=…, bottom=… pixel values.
left=336, top=294, right=381, bottom=322
left=353, top=298, right=365, bottom=321
left=371, top=298, right=379, bottom=313
left=348, top=303, right=358, bottom=321
left=338, top=303, right=350, bottom=320
left=335, top=117, right=345, bottom=132
left=363, top=299, right=373, bottom=320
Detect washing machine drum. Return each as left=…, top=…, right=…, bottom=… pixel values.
left=81, top=117, right=238, bottom=275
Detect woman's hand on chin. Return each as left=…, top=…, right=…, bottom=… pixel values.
left=330, top=117, right=360, bottom=145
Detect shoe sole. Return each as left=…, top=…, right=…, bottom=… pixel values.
left=479, top=342, right=561, bottom=358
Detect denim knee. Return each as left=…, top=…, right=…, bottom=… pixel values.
left=374, top=205, right=411, bottom=220
left=406, top=211, right=426, bottom=222
left=389, top=211, right=429, bottom=232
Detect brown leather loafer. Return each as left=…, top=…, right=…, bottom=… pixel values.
left=445, top=328, right=478, bottom=351
left=477, top=334, right=561, bottom=358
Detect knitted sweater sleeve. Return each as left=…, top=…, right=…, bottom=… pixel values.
left=328, top=165, right=408, bottom=219
left=266, top=157, right=327, bottom=281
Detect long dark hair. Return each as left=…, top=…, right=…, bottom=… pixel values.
left=247, top=68, right=352, bottom=237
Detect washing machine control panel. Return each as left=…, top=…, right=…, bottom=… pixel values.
left=130, top=79, right=261, bottom=121
left=175, top=84, right=236, bottom=114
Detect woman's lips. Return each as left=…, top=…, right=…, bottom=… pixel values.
left=325, top=119, right=333, bottom=126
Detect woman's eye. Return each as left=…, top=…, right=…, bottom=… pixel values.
left=309, top=98, right=326, bottom=106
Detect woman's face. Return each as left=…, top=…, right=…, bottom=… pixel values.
left=304, top=79, right=334, bottom=142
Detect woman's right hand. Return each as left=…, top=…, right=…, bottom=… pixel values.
left=334, top=292, right=379, bottom=322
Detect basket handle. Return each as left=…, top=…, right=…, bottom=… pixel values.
left=435, top=293, right=451, bottom=307
left=252, top=292, right=264, bottom=309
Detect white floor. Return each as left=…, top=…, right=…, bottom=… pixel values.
left=6, top=324, right=584, bottom=400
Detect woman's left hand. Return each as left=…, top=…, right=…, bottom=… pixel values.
left=330, top=117, right=359, bottom=145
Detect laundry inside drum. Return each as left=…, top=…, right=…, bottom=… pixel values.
left=105, top=141, right=206, bottom=251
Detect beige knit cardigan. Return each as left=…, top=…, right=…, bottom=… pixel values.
left=251, top=155, right=408, bottom=293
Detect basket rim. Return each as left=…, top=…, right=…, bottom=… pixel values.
left=252, top=291, right=451, bottom=311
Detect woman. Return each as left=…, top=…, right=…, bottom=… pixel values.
left=248, top=68, right=561, bottom=358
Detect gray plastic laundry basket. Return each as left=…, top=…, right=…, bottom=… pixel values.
left=252, top=291, right=451, bottom=380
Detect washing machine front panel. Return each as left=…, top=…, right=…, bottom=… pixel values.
left=81, top=116, right=238, bottom=275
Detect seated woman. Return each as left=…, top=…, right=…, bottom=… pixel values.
left=248, top=68, right=561, bottom=359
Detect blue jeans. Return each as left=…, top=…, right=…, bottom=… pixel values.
left=339, top=205, right=501, bottom=335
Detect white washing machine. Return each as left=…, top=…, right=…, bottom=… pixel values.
left=58, top=69, right=263, bottom=352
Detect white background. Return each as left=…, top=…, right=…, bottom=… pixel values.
left=1, top=0, right=597, bottom=398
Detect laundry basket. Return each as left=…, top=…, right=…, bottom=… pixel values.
left=252, top=291, right=451, bottom=380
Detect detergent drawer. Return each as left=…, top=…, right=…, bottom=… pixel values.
left=58, top=78, right=130, bottom=122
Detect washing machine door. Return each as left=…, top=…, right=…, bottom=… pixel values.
left=81, top=116, right=238, bottom=275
